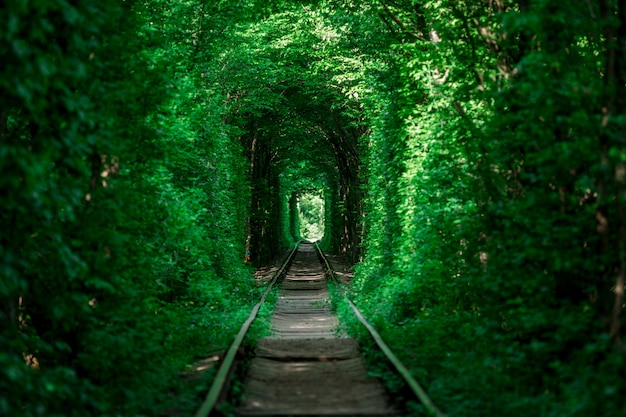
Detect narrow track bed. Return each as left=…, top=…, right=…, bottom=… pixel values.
left=237, top=243, right=395, bottom=416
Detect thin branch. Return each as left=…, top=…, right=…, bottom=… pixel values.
left=379, top=0, right=423, bottom=40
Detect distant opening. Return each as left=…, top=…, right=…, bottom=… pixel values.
left=298, top=192, right=325, bottom=242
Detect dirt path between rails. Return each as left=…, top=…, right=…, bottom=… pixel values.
left=237, top=243, right=395, bottom=416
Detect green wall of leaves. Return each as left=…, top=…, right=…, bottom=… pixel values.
left=1, top=1, right=259, bottom=415
left=347, top=1, right=626, bottom=416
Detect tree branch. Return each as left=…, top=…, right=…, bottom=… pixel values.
left=379, top=0, right=423, bottom=40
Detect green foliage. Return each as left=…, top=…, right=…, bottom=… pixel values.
left=1, top=0, right=257, bottom=415
left=347, top=1, right=626, bottom=416
left=207, top=3, right=369, bottom=263
left=298, top=192, right=325, bottom=241
left=3, top=0, right=626, bottom=416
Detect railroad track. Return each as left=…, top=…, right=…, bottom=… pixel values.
left=195, top=242, right=445, bottom=417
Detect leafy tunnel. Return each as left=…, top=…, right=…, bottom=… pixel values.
left=2, top=1, right=626, bottom=416
left=231, top=10, right=367, bottom=265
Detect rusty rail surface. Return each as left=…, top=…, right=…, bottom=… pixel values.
left=314, top=242, right=447, bottom=417
left=194, top=242, right=300, bottom=417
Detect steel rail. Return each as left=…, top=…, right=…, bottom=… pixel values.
left=314, top=243, right=447, bottom=417
left=194, top=241, right=301, bottom=417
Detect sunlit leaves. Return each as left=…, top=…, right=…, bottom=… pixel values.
left=344, top=1, right=626, bottom=416
left=0, top=0, right=261, bottom=415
